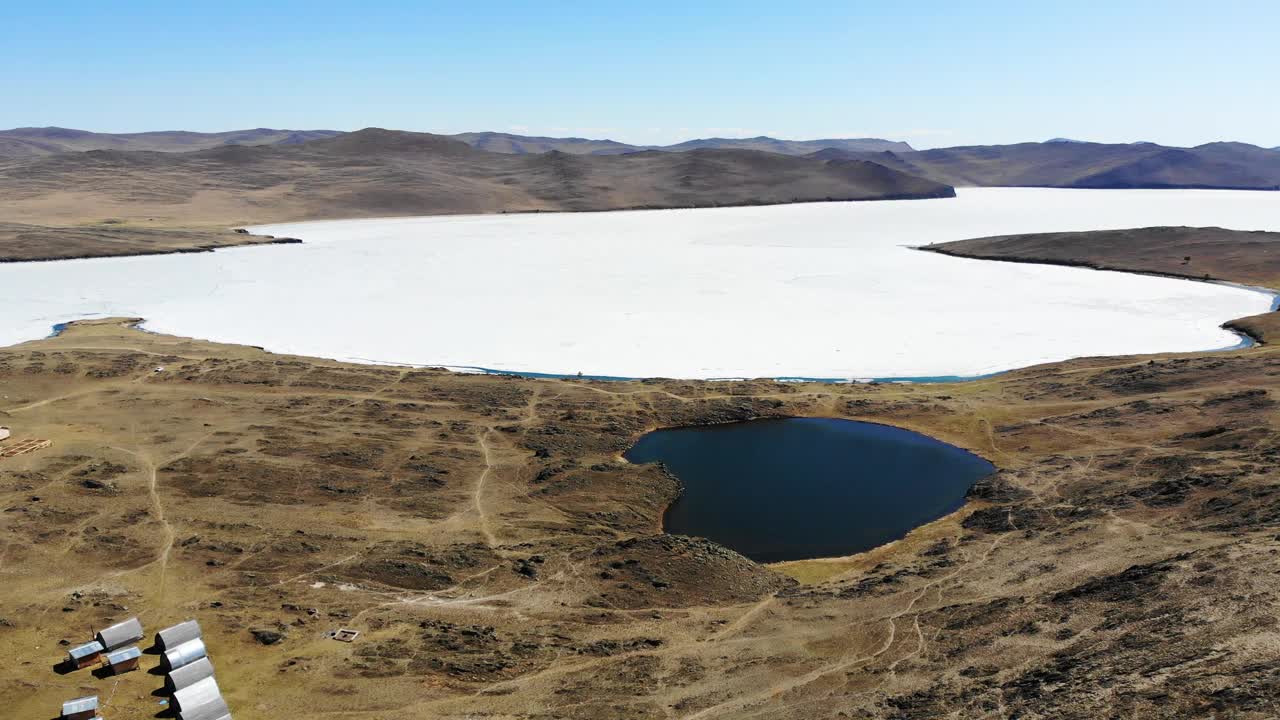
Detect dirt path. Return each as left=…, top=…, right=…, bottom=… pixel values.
left=710, top=596, right=775, bottom=641
left=474, top=429, right=500, bottom=548
left=684, top=535, right=1007, bottom=719
left=3, top=387, right=105, bottom=413
left=107, top=432, right=210, bottom=598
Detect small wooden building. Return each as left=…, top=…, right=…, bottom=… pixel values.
left=0, top=426, right=10, bottom=442
left=166, top=655, right=215, bottom=692
left=155, top=618, right=202, bottom=651
left=61, top=695, right=98, bottom=720
left=96, top=616, right=145, bottom=651
left=66, top=640, right=104, bottom=669
left=104, top=645, right=142, bottom=674
left=162, top=637, right=208, bottom=672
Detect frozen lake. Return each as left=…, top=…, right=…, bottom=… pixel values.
left=2, top=188, right=1277, bottom=379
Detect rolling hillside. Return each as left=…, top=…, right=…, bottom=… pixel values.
left=0, top=127, right=342, bottom=158
left=813, top=141, right=1280, bottom=190
left=450, top=131, right=637, bottom=155
left=7, top=127, right=1274, bottom=190
left=659, top=135, right=913, bottom=154
left=451, top=132, right=912, bottom=155
left=0, top=127, right=913, bottom=160
left=0, top=128, right=955, bottom=233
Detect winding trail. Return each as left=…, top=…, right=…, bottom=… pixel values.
left=683, top=534, right=1007, bottom=719
left=710, top=596, right=775, bottom=641
left=107, top=432, right=211, bottom=597
left=3, top=388, right=101, bottom=414
left=474, top=429, right=499, bottom=548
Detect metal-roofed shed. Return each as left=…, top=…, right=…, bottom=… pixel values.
left=166, top=655, right=216, bottom=692
left=105, top=645, right=142, bottom=674
left=61, top=695, right=98, bottom=720
left=67, top=640, right=104, bottom=669
left=178, top=694, right=231, bottom=720
left=156, top=619, right=202, bottom=651
left=172, top=675, right=221, bottom=713
left=96, top=616, right=144, bottom=650
left=163, top=637, right=208, bottom=672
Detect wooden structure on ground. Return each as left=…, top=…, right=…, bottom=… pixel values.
left=67, top=641, right=105, bottom=670
left=0, top=437, right=52, bottom=459
left=105, top=645, right=142, bottom=674
left=61, top=695, right=99, bottom=720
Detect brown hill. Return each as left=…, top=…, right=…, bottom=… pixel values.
left=0, top=127, right=915, bottom=160
left=0, top=221, right=297, bottom=262
left=658, top=135, right=913, bottom=154
left=7, top=127, right=1276, bottom=190
left=923, top=225, right=1280, bottom=290
left=923, top=226, right=1280, bottom=343
left=451, top=131, right=637, bottom=155
left=0, top=126, right=342, bottom=158
left=812, top=141, right=1280, bottom=190
left=0, top=128, right=955, bottom=229
left=414, top=131, right=914, bottom=156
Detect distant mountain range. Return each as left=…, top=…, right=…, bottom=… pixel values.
left=457, top=132, right=1280, bottom=190
left=812, top=141, right=1280, bottom=191
left=453, top=131, right=914, bottom=155
left=658, top=136, right=915, bottom=155
left=0, top=128, right=954, bottom=227
left=2, top=127, right=1277, bottom=192
left=0, top=127, right=343, bottom=157
left=450, top=131, right=638, bottom=155
left=0, top=127, right=913, bottom=159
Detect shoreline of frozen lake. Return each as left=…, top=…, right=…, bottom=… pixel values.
left=2, top=188, right=1278, bottom=380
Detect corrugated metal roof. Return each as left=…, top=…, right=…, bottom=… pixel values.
left=167, top=656, right=215, bottom=691
left=97, top=616, right=145, bottom=650
left=177, top=693, right=231, bottom=720
left=106, top=646, right=142, bottom=664
left=164, top=637, right=207, bottom=671
left=173, top=676, right=222, bottom=713
left=68, top=640, right=105, bottom=660
left=61, top=695, right=99, bottom=713
left=157, top=619, right=202, bottom=650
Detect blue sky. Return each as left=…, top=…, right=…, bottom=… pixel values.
left=3, top=1, right=1277, bottom=148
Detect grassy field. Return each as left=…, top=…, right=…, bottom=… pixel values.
left=2, top=286, right=1278, bottom=718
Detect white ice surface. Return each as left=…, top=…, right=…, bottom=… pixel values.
left=1, top=188, right=1277, bottom=379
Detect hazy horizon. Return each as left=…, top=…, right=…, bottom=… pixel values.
left=3, top=124, right=1276, bottom=152
left=5, top=1, right=1278, bottom=150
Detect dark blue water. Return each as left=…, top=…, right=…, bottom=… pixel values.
left=624, top=418, right=995, bottom=563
